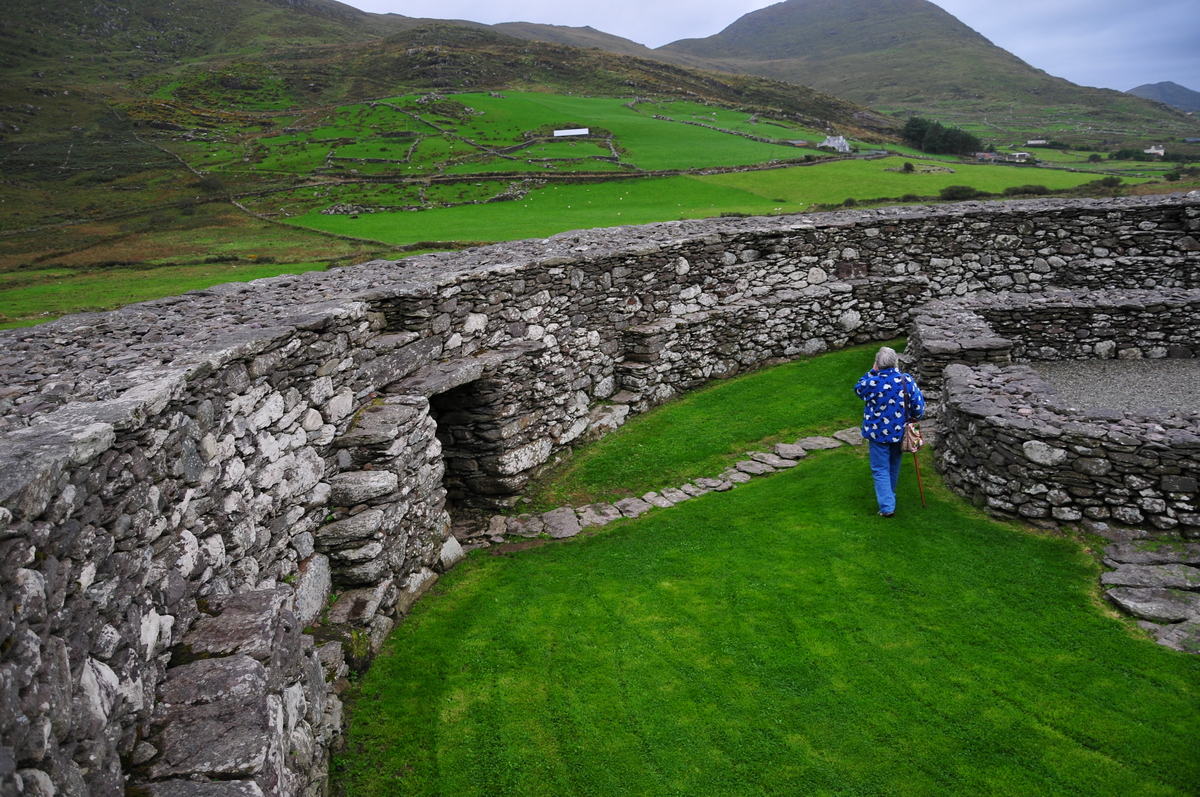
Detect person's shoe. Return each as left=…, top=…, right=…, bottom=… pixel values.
left=878, top=511, right=894, bottom=517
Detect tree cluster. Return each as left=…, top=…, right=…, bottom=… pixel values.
left=900, top=117, right=981, bottom=156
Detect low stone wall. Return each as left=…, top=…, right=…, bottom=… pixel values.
left=1, top=194, right=1198, bottom=796
left=908, top=288, right=1200, bottom=404
left=910, top=288, right=1200, bottom=533
left=934, top=362, right=1200, bottom=531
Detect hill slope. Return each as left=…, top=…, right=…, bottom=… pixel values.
left=1128, top=81, right=1200, bottom=113
left=656, top=0, right=1185, bottom=117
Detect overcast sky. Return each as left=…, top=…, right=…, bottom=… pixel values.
left=344, top=0, right=1200, bottom=93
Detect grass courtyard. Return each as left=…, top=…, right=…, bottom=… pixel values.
left=334, top=343, right=1200, bottom=796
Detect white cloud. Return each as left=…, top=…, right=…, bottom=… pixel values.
left=346, top=0, right=1200, bottom=91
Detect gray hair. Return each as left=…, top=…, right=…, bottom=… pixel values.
left=874, top=346, right=899, bottom=370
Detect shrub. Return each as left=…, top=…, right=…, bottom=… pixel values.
left=939, top=185, right=978, bottom=200
left=842, top=197, right=858, bottom=207
left=901, top=193, right=923, bottom=202
left=902, top=162, right=914, bottom=173
left=1164, top=172, right=1181, bottom=182
left=1088, top=154, right=1103, bottom=163
left=901, top=117, right=981, bottom=156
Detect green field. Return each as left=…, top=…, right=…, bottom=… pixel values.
left=334, top=347, right=1200, bottom=797
left=290, top=158, right=1151, bottom=246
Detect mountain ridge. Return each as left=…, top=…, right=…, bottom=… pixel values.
left=1128, top=81, right=1200, bottom=113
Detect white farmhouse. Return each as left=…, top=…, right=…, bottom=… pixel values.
left=818, top=135, right=851, bottom=153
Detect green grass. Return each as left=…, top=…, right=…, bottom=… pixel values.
left=533, top=340, right=882, bottom=508
left=288, top=175, right=782, bottom=244
left=336, top=351, right=1200, bottom=797
left=699, top=157, right=1154, bottom=206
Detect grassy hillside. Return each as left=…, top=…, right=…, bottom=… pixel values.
left=654, top=0, right=1199, bottom=145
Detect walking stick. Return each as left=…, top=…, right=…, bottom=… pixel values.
left=902, top=375, right=927, bottom=508
left=912, top=448, right=927, bottom=508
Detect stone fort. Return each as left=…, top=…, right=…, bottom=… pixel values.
left=1, top=193, right=1198, bottom=796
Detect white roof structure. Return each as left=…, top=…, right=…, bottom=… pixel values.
left=553, top=128, right=589, bottom=137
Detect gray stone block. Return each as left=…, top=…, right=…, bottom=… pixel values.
left=720, top=469, right=752, bottom=484
left=832, top=428, right=864, bottom=446
left=294, top=554, right=330, bottom=628
left=542, top=507, right=583, bottom=538
left=577, top=503, right=624, bottom=526
left=183, top=589, right=292, bottom=662
left=157, top=655, right=268, bottom=707
left=660, top=487, right=691, bottom=502
left=143, top=781, right=265, bottom=797
left=1106, top=587, right=1200, bottom=623
left=438, top=535, right=466, bottom=572
left=613, top=497, right=653, bottom=518
left=642, top=492, right=675, bottom=509
left=1100, top=563, right=1200, bottom=589
left=796, top=436, right=843, bottom=450
left=326, top=580, right=391, bottom=626
left=735, top=460, right=774, bottom=475
left=773, top=443, right=808, bottom=459
left=315, top=510, right=384, bottom=549
left=750, top=452, right=797, bottom=468
left=328, top=472, right=398, bottom=505
left=1155, top=620, right=1200, bottom=654
left=148, top=696, right=273, bottom=779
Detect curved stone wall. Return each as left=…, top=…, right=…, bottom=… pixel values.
left=910, top=288, right=1200, bottom=532
left=1, top=194, right=1198, bottom=796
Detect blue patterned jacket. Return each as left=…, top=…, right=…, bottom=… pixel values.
left=854, top=368, right=925, bottom=443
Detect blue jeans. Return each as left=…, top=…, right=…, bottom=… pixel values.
left=869, top=440, right=903, bottom=514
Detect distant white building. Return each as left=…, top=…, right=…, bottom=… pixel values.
left=1026, top=139, right=1048, bottom=146
left=553, top=128, right=589, bottom=137
left=1144, top=144, right=1166, bottom=157
left=818, top=135, right=851, bottom=153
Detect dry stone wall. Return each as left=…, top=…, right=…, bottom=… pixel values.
left=1, top=193, right=1198, bottom=797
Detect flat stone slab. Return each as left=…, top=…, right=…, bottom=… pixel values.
left=1156, top=620, right=1200, bottom=654
left=328, top=471, right=398, bottom=505
left=642, top=492, right=675, bottom=508
left=438, top=535, right=466, bottom=572
left=661, top=487, right=691, bottom=503
left=144, top=781, right=265, bottom=797
left=614, top=497, right=653, bottom=518
left=694, top=477, right=725, bottom=489
left=773, top=443, right=807, bottom=459
left=1104, top=541, right=1200, bottom=566
left=1100, top=563, right=1200, bottom=589
left=795, top=436, right=843, bottom=450
left=293, top=553, right=331, bottom=627
left=735, top=460, right=774, bottom=475
left=577, top=503, right=623, bottom=527
left=183, top=589, right=291, bottom=662
left=750, top=452, right=797, bottom=468
left=542, top=507, right=583, bottom=538
left=720, top=469, right=752, bottom=484
left=1106, top=587, right=1200, bottom=623
left=148, top=697, right=271, bottom=779
left=832, top=428, right=865, bottom=446
left=315, top=509, right=383, bottom=549
left=679, top=483, right=710, bottom=498
left=326, top=580, right=391, bottom=626
left=506, top=514, right=544, bottom=537
left=157, top=655, right=267, bottom=707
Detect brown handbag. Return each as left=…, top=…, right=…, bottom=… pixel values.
left=900, top=376, right=923, bottom=453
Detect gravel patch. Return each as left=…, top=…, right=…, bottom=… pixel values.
left=1033, top=360, right=1200, bottom=413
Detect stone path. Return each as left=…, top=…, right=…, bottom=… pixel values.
left=454, top=429, right=864, bottom=549
left=1101, top=540, right=1200, bottom=654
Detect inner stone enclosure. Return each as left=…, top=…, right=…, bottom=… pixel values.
left=1, top=194, right=1198, bottom=797
left=909, top=288, right=1200, bottom=531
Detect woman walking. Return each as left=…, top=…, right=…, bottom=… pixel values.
left=854, top=346, right=925, bottom=517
